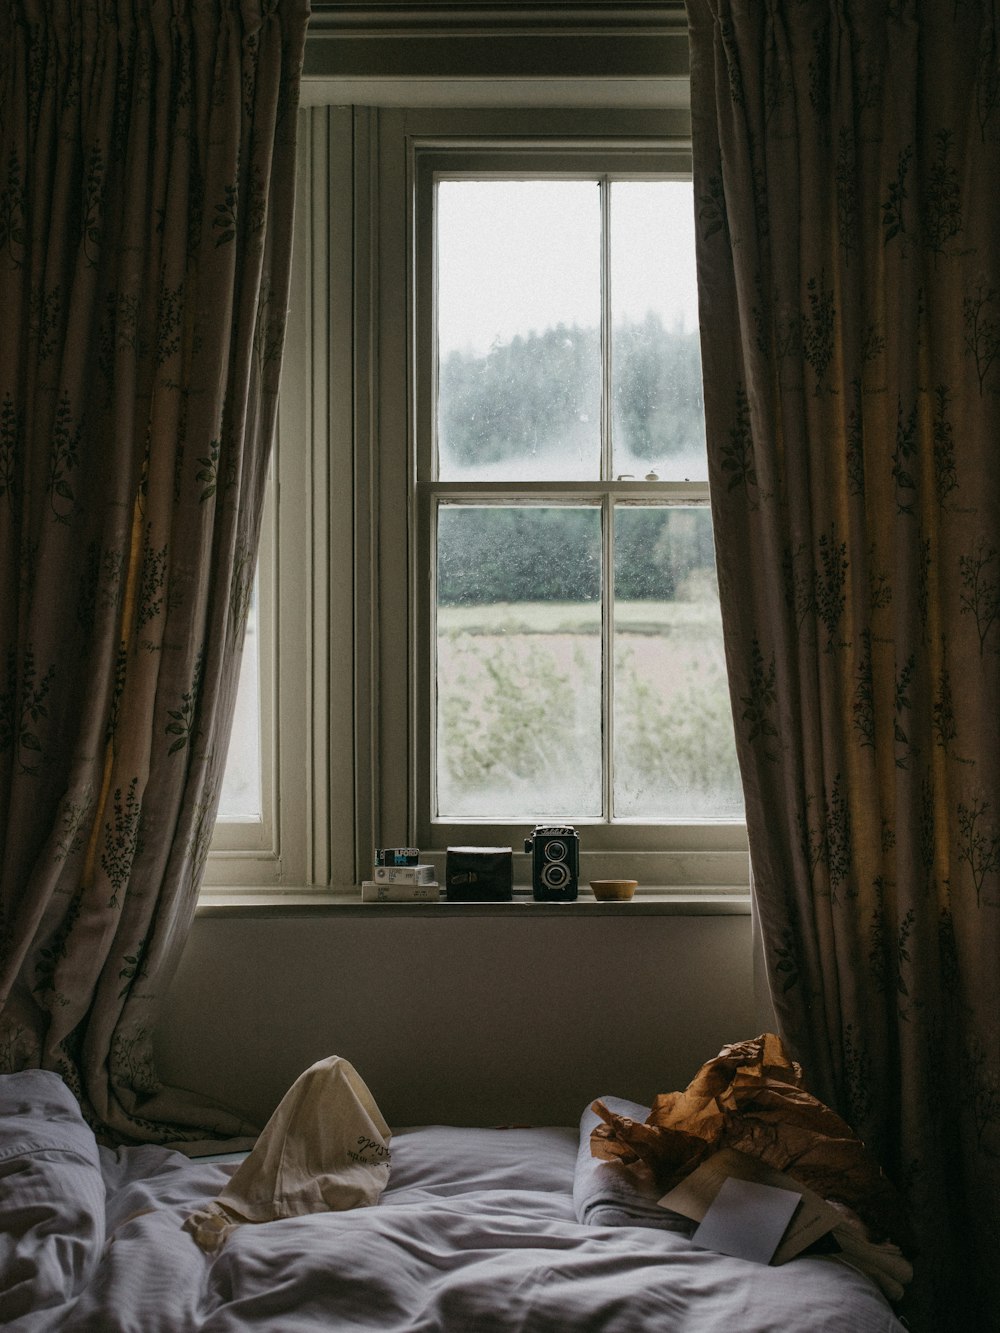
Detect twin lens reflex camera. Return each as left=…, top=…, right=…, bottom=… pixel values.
left=523, top=825, right=580, bottom=902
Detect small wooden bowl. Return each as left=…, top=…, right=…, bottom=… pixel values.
left=590, top=879, right=638, bottom=901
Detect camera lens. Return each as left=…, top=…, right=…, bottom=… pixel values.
left=541, top=862, right=570, bottom=888
left=545, top=840, right=567, bottom=861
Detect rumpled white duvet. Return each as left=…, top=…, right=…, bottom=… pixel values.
left=1, top=1070, right=906, bottom=1331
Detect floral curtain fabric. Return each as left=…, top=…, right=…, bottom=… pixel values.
left=686, top=1, right=999, bottom=1327
left=0, top=0, right=309, bottom=1143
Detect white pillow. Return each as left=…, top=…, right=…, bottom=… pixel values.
left=0, top=1070, right=105, bottom=1322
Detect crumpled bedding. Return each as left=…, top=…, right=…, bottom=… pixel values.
left=0, top=1070, right=105, bottom=1324
left=591, top=1033, right=910, bottom=1250
left=573, top=1095, right=692, bottom=1232
left=0, top=1066, right=908, bottom=1332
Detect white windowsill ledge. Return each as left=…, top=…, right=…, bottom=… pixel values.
left=195, top=889, right=751, bottom=917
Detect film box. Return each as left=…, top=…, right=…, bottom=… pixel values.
left=362, top=880, right=440, bottom=903
left=375, top=847, right=420, bottom=866
left=373, top=863, right=436, bottom=885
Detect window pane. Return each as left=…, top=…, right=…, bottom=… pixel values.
left=218, top=583, right=262, bottom=821
left=436, top=180, right=601, bottom=481
left=613, top=507, right=742, bottom=819
left=611, top=182, right=706, bottom=482
left=436, top=505, right=602, bottom=818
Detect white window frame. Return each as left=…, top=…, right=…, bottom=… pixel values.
left=204, top=96, right=748, bottom=898
left=203, top=108, right=354, bottom=891
left=374, top=106, right=746, bottom=891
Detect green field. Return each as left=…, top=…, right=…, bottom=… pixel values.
left=435, top=600, right=743, bottom=820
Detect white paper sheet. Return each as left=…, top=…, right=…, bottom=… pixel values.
left=692, top=1176, right=802, bottom=1264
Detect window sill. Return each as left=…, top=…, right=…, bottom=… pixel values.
left=194, top=888, right=751, bottom=917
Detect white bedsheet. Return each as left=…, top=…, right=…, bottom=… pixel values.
left=0, top=1072, right=906, bottom=1332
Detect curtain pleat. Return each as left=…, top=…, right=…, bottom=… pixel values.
left=0, top=0, right=309, bottom=1144
left=687, top=2, right=1000, bottom=1327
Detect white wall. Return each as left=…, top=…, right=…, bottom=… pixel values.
left=154, top=908, right=764, bottom=1128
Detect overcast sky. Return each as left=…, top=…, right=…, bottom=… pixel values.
left=437, top=179, right=700, bottom=357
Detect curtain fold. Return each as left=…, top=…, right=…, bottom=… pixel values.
left=687, top=2, right=999, bottom=1328
left=0, top=0, right=309, bottom=1144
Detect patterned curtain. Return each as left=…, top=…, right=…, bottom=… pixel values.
left=0, top=1, right=309, bottom=1144
left=686, top=2, right=999, bottom=1328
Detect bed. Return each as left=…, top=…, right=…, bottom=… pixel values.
left=1, top=1067, right=907, bottom=1331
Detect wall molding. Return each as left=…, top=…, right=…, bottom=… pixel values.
left=303, top=2, right=691, bottom=90
left=307, top=3, right=688, bottom=39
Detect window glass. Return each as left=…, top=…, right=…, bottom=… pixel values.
left=611, top=181, right=706, bottom=482
left=435, top=504, right=602, bottom=818
left=436, top=180, right=601, bottom=481
left=430, top=172, right=741, bottom=831
left=217, top=582, right=262, bottom=821
left=613, top=506, right=742, bottom=819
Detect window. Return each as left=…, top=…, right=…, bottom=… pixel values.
left=207, top=477, right=278, bottom=865
left=217, top=579, right=262, bottom=822
left=422, top=168, right=742, bottom=833
left=207, top=103, right=748, bottom=895
left=393, top=109, right=744, bottom=888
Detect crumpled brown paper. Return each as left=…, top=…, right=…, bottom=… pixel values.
left=591, top=1033, right=910, bottom=1251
